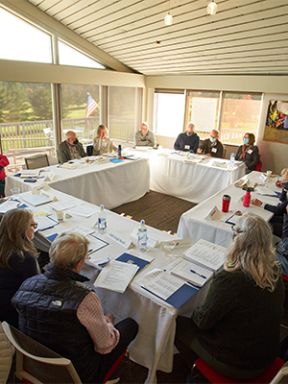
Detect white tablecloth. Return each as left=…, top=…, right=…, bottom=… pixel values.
left=5, top=157, right=150, bottom=209
left=177, top=172, right=279, bottom=248
left=124, top=149, right=246, bottom=203
left=13, top=188, right=207, bottom=384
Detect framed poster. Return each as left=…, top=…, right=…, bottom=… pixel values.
left=263, top=100, right=288, bottom=144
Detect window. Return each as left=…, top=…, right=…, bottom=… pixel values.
left=154, top=91, right=185, bottom=137
left=58, top=41, right=105, bottom=69
left=0, top=7, right=52, bottom=63
left=61, top=84, right=100, bottom=146
left=108, top=87, right=137, bottom=142
left=185, top=91, right=220, bottom=140
left=0, top=81, right=53, bottom=169
left=219, top=92, right=262, bottom=145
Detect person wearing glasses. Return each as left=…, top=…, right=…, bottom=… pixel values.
left=12, top=233, right=138, bottom=384
left=0, top=209, right=39, bottom=328
left=175, top=213, right=284, bottom=381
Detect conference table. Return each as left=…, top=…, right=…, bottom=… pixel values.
left=124, top=147, right=246, bottom=203
left=4, top=187, right=210, bottom=384
left=177, top=171, right=279, bottom=248
left=5, top=157, right=150, bottom=210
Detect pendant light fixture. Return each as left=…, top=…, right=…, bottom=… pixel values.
left=164, top=1, right=173, bottom=26
left=207, top=0, right=217, bottom=15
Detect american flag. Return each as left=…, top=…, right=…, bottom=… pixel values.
left=86, top=93, right=99, bottom=118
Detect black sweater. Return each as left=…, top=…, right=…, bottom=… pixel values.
left=192, top=269, right=284, bottom=370
left=0, top=251, right=39, bottom=327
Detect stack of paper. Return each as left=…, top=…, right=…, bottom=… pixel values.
left=0, top=200, right=20, bottom=213
left=170, top=258, right=213, bottom=287
left=116, top=252, right=154, bottom=274
left=35, top=216, right=59, bottom=232
left=184, top=239, right=226, bottom=271
left=94, top=260, right=139, bottom=293
left=20, top=169, right=40, bottom=178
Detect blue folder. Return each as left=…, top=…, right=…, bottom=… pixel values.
left=142, top=283, right=199, bottom=309
left=116, top=253, right=150, bottom=274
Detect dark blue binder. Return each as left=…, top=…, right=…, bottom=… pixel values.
left=116, top=253, right=150, bottom=274
left=142, top=283, right=199, bottom=309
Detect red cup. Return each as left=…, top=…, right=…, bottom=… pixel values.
left=222, top=195, right=231, bottom=212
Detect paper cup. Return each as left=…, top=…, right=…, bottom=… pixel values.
left=266, top=170, right=272, bottom=177
left=56, top=210, right=64, bottom=221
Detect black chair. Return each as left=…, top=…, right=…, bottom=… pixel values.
left=86, top=145, right=94, bottom=156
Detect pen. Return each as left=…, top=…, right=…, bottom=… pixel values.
left=190, top=269, right=206, bottom=279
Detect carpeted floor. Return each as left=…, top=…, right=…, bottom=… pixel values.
left=112, top=190, right=196, bottom=235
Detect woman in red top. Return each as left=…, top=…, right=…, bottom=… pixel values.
left=0, top=154, right=9, bottom=196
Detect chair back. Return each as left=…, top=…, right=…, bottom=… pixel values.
left=255, top=155, right=262, bottom=172
left=2, top=322, right=82, bottom=384
left=25, top=154, right=49, bottom=170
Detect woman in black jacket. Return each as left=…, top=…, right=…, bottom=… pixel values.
left=235, top=132, right=259, bottom=173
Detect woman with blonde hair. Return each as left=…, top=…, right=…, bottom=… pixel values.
left=0, top=209, right=39, bottom=327
left=93, top=124, right=117, bottom=156
left=175, top=213, right=284, bottom=380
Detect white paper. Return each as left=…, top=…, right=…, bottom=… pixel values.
left=108, top=230, right=134, bottom=249
left=184, top=239, right=226, bottom=271
left=20, top=169, right=40, bottom=178
left=171, top=258, right=213, bottom=287
left=161, top=238, right=194, bottom=249
left=94, top=260, right=139, bottom=293
left=32, top=182, right=50, bottom=195
left=35, top=216, right=58, bottom=232
left=256, top=187, right=278, bottom=196
left=68, top=204, right=99, bottom=217
left=86, top=234, right=108, bottom=254
left=142, top=271, right=184, bottom=300
left=0, top=200, right=20, bottom=213
left=65, top=224, right=95, bottom=237
left=51, top=200, right=77, bottom=211
left=44, top=170, right=54, bottom=181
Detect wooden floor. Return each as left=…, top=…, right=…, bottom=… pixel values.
left=112, top=190, right=196, bottom=235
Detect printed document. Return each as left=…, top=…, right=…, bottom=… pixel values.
left=94, top=260, right=139, bottom=293
left=184, top=239, right=226, bottom=271
left=170, top=258, right=213, bottom=287
left=68, top=204, right=98, bottom=217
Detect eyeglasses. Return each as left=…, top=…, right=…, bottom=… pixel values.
left=30, top=223, right=38, bottom=229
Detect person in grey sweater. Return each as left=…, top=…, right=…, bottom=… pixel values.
left=57, top=131, right=86, bottom=163
left=93, top=125, right=117, bottom=155
left=135, top=122, right=156, bottom=147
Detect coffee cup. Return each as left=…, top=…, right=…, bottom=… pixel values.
left=266, top=170, right=272, bottom=177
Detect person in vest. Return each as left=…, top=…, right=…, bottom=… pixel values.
left=12, top=233, right=138, bottom=384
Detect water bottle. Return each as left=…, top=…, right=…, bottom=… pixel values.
left=138, top=219, right=148, bottom=252
left=118, top=145, right=122, bottom=158
left=98, top=204, right=107, bottom=234
left=230, top=153, right=235, bottom=168
left=243, top=188, right=252, bottom=207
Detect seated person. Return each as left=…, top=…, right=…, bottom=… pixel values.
left=12, top=233, right=138, bottom=384
left=57, top=131, right=86, bottom=163
left=135, top=122, right=156, bottom=147
left=175, top=213, right=284, bottom=380
left=251, top=167, right=288, bottom=237
left=0, top=209, right=39, bottom=328
left=197, top=129, right=224, bottom=158
left=235, top=132, right=259, bottom=174
left=93, top=125, right=117, bottom=155
left=0, top=154, right=9, bottom=196
left=275, top=205, right=288, bottom=276
left=174, top=123, right=199, bottom=153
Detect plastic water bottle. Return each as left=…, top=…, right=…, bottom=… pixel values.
left=230, top=153, right=235, bottom=168
left=98, top=205, right=107, bottom=234
left=138, top=219, right=148, bottom=252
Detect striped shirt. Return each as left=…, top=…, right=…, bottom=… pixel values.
left=77, top=292, right=120, bottom=354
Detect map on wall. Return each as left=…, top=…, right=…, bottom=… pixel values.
left=263, top=100, right=288, bottom=144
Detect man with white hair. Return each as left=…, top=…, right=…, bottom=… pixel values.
left=197, top=129, right=224, bottom=158
left=135, top=122, right=156, bottom=147
left=57, top=130, right=86, bottom=163
left=174, top=123, right=199, bottom=153
left=12, top=233, right=138, bottom=384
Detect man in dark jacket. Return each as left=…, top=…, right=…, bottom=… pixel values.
left=174, top=123, right=199, bottom=153
left=12, top=233, right=138, bottom=384
left=57, top=131, right=86, bottom=163
left=197, top=129, right=224, bottom=158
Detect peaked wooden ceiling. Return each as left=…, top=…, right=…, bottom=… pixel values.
left=27, top=0, right=288, bottom=76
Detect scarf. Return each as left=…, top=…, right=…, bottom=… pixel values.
left=240, top=144, right=252, bottom=160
